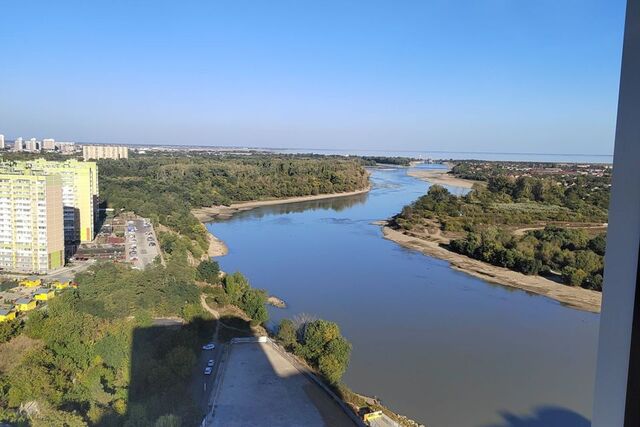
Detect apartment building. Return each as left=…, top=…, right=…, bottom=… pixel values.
left=0, top=159, right=99, bottom=244
left=42, top=138, right=55, bottom=151
left=82, top=144, right=128, bottom=160
left=0, top=171, right=64, bottom=274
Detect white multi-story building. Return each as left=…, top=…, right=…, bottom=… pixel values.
left=82, top=144, right=128, bottom=160
left=57, top=142, right=76, bottom=154
left=13, top=137, right=23, bottom=151
left=42, top=138, right=55, bottom=151
left=25, top=138, right=41, bottom=152
left=0, top=135, right=4, bottom=150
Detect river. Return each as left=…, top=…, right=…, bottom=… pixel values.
left=206, top=165, right=599, bottom=427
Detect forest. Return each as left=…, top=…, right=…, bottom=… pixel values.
left=392, top=168, right=610, bottom=291
left=0, top=261, right=213, bottom=426
left=99, top=154, right=369, bottom=256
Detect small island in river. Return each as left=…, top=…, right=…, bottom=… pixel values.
left=385, top=160, right=609, bottom=313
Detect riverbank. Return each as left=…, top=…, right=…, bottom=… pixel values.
left=408, top=163, right=482, bottom=189
left=381, top=224, right=602, bottom=313
left=193, top=187, right=371, bottom=258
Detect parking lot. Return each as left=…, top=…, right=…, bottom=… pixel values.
left=125, top=218, right=160, bottom=269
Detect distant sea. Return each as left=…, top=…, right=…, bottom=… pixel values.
left=272, top=148, right=613, bottom=164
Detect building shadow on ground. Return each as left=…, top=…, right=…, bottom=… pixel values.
left=481, top=406, right=590, bottom=427
left=96, top=316, right=216, bottom=427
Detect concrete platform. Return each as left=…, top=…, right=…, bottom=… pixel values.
left=209, top=341, right=356, bottom=427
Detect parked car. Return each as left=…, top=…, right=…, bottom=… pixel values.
left=204, top=367, right=212, bottom=375
left=207, top=359, right=215, bottom=367
left=149, top=242, right=156, bottom=247
left=202, top=343, right=215, bottom=350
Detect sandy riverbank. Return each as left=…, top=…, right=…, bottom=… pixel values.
left=381, top=224, right=602, bottom=313
left=194, top=187, right=371, bottom=258
left=408, top=164, right=482, bottom=189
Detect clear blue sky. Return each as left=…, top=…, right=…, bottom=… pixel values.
left=0, top=1, right=626, bottom=154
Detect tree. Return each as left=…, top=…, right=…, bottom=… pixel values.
left=562, top=267, right=588, bottom=287
left=318, top=336, right=351, bottom=384
left=223, top=272, right=250, bottom=305
left=585, top=273, right=604, bottom=291
left=277, top=319, right=297, bottom=349
left=196, top=260, right=220, bottom=284
left=588, top=234, right=607, bottom=256
left=240, top=288, right=269, bottom=326
left=0, top=320, right=22, bottom=344
left=574, top=250, right=603, bottom=274
left=298, top=320, right=351, bottom=384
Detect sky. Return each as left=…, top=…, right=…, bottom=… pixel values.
left=0, top=1, right=626, bottom=154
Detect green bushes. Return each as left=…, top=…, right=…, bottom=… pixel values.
left=196, top=260, right=220, bottom=284
left=222, top=272, right=269, bottom=326
left=276, top=318, right=352, bottom=385
left=0, top=321, right=23, bottom=344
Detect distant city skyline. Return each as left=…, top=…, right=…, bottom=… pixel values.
left=1, top=1, right=626, bottom=155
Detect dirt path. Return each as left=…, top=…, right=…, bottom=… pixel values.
left=199, top=294, right=259, bottom=335
left=382, top=225, right=602, bottom=313
left=512, top=223, right=608, bottom=236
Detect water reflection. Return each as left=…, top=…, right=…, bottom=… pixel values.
left=228, top=192, right=369, bottom=222
left=207, top=167, right=598, bottom=427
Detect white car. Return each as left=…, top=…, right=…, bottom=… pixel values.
left=207, top=359, right=215, bottom=367
left=202, top=343, right=215, bottom=350
left=204, top=367, right=212, bottom=375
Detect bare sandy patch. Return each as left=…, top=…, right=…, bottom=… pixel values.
left=408, top=164, right=483, bottom=189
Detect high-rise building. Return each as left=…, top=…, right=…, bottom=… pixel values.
left=57, top=142, right=76, bottom=154
left=42, top=138, right=55, bottom=151
left=0, top=159, right=99, bottom=244
left=0, top=171, right=64, bottom=274
left=82, top=145, right=128, bottom=160
left=0, top=135, right=5, bottom=150
left=13, top=137, right=23, bottom=151
left=25, top=138, right=41, bottom=152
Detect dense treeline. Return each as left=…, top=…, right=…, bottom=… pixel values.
left=395, top=178, right=607, bottom=234
left=449, top=226, right=605, bottom=290
left=0, top=262, right=213, bottom=426
left=393, top=177, right=608, bottom=290
left=359, top=156, right=413, bottom=166
left=100, top=154, right=369, bottom=255
left=452, top=161, right=611, bottom=211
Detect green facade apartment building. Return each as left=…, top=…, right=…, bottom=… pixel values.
left=0, top=159, right=99, bottom=244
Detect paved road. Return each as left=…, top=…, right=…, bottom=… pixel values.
left=369, top=414, right=400, bottom=427
left=193, top=342, right=224, bottom=417
left=208, top=341, right=356, bottom=427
